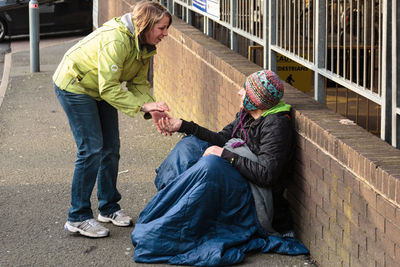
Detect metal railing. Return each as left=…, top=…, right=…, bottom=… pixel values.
left=159, top=0, right=399, bottom=148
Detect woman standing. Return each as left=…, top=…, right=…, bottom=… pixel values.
left=53, top=0, right=172, bottom=238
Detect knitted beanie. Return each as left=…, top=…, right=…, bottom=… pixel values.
left=242, top=70, right=284, bottom=111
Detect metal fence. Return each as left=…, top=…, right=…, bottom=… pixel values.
left=158, top=0, right=399, bottom=148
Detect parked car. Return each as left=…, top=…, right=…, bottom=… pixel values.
left=0, top=0, right=92, bottom=41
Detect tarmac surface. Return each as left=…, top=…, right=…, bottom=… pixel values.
left=0, top=37, right=315, bottom=266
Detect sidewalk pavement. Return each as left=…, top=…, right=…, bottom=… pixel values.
left=0, top=38, right=313, bottom=266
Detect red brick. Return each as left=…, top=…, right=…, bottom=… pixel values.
left=360, top=183, right=377, bottom=209
left=328, top=246, right=343, bottom=267
left=295, top=148, right=309, bottom=167
left=317, top=205, right=330, bottom=228
left=366, top=204, right=385, bottom=233
left=310, top=158, right=324, bottom=181
left=366, top=236, right=385, bottom=266
left=396, top=244, right=400, bottom=262
left=337, top=245, right=351, bottom=267
left=358, top=214, right=376, bottom=241
left=375, top=169, right=383, bottom=192
left=317, top=177, right=330, bottom=199
left=396, top=207, right=400, bottom=228
left=350, top=255, right=364, bottom=267
left=330, top=218, right=344, bottom=242
left=376, top=229, right=395, bottom=259
left=386, top=219, right=400, bottom=245
left=330, top=190, right=343, bottom=212
left=311, top=186, right=324, bottom=208
left=389, top=177, right=396, bottom=201
left=316, top=149, right=331, bottom=172
left=330, top=159, right=345, bottom=182
left=311, top=239, right=329, bottom=267
left=349, top=224, right=367, bottom=251
left=305, top=138, right=318, bottom=159
left=357, top=252, right=377, bottom=267
left=355, top=154, right=365, bottom=180
left=385, top=255, right=400, bottom=267
left=337, top=178, right=351, bottom=204
left=323, top=197, right=337, bottom=220
left=350, top=192, right=368, bottom=217
left=325, top=169, right=339, bottom=193
left=396, top=178, right=400, bottom=205
left=312, top=220, right=324, bottom=240
left=345, top=233, right=358, bottom=257
left=343, top=170, right=360, bottom=195
left=343, top=202, right=360, bottom=226
left=376, top=195, right=396, bottom=222
left=338, top=209, right=357, bottom=234
left=367, top=160, right=378, bottom=186
left=382, top=172, right=390, bottom=198
left=358, top=239, right=367, bottom=260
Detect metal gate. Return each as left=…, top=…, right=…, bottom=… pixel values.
left=158, top=0, right=399, bottom=148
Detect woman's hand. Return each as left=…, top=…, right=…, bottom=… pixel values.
left=141, top=102, right=170, bottom=113
left=202, top=146, right=223, bottom=157
left=149, top=111, right=171, bottom=134
left=158, top=117, right=182, bottom=136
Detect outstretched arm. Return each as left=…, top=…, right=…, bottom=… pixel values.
left=158, top=117, right=182, bottom=136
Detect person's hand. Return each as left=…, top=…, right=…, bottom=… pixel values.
left=141, top=102, right=170, bottom=113
left=149, top=111, right=171, bottom=134
left=202, top=146, right=223, bottom=157
left=158, top=117, right=182, bottom=136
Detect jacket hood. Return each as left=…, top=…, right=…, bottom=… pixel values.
left=120, top=13, right=135, bottom=34
left=103, top=14, right=156, bottom=60
left=261, top=100, right=291, bottom=117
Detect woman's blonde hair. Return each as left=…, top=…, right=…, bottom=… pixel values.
left=132, top=0, right=172, bottom=43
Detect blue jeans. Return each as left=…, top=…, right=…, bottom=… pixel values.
left=54, top=84, right=121, bottom=222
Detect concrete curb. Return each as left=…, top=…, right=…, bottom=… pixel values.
left=0, top=52, right=11, bottom=108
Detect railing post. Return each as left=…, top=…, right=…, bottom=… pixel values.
left=268, top=0, right=277, bottom=72
left=29, top=0, right=40, bottom=73
left=314, top=0, right=326, bottom=103
left=263, top=0, right=268, bottom=69
left=392, top=0, right=399, bottom=148
left=230, top=0, right=238, bottom=52
left=382, top=0, right=392, bottom=143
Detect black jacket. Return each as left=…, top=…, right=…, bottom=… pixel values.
left=179, top=110, right=294, bottom=189
left=179, top=109, right=295, bottom=233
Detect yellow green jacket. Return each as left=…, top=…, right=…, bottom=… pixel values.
left=53, top=13, right=156, bottom=117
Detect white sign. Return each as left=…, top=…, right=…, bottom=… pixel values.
left=207, top=0, right=220, bottom=19
left=193, top=0, right=220, bottom=20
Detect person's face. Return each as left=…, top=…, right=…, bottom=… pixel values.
left=144, top=16, right=170, bottom=45
left=238, top=88, right=246, bottom=108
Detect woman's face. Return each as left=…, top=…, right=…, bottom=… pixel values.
left=144, top=16, right=170, bottom=45
left=238, top=88, right=246, bottom=108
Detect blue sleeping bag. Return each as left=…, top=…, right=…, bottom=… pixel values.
left=131, top=135, right=309, bottom=266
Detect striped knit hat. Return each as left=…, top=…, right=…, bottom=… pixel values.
left=242, top=70, right=284, bottom=111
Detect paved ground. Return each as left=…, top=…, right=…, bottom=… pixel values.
left=0, top=37, right=315, bottom=266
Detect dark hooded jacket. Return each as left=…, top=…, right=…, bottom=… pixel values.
left=178, top=103, right=295, bottom=233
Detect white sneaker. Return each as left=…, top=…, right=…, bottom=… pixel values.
left=64, top=219, right=109, bottom=238
left=98, top=210, right=132, bottom=227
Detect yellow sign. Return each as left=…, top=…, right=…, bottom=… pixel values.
left=276, top=54, right=312, bottom=93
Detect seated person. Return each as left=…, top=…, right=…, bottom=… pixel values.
left=131, top=70, right=308, bottom=266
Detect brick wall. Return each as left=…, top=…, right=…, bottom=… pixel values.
left=100, top=2, right=400, bottom=266
left=155, top=18, right=400, bottom=267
